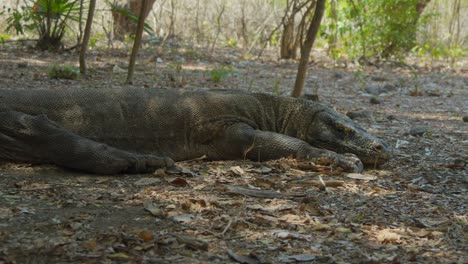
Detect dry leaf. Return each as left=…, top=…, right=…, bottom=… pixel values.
left=346, top=173, right=377, bottom=180
left=230, top=166, right=246, bottom=176
left=134, top=177, right=161, bottom=186
left=170, top=177, right=189, bottom=187
left=227, top=185, right=284, bottom=198
left=279, top=254, right=316, bottom=262
left=176, top=235, right=208, bottom=251
left=138, top=231, right=154, bottom=241
left=376, top=229, right=401, bottom=243
left=227, top=249, right=259, bottom=264
left=143, top=201, right=166, bottom=217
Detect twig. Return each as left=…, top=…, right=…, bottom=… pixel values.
left=183, top=155, right=207, bottom=162
left=221, top=219, right=233, bottom=236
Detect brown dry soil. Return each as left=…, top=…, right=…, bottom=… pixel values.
left=0, top=44, right=467, bottom=263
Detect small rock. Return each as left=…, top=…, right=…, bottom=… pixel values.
left=382, top=83, right=396, bottom=92
left=425, top=90, right=441, bottom=97
left=171, top=214, right=196, bottom=224
left=302, top=93, right=319, bottom=101
left=370, top=96, right=381, bottom=104
left=112, top=65, right=126, bottom=73
left=409, top=125, right=431, bottom=136
left=463, top=115, right=468, bottom=122
left=371, top=76, right=388, bottom=82
left=395, top=139, right=409, bottom=149
left=365, top=85, right=382, bottom=95
left=259, top=166, right=272, bottom=174
left=156, top=57, right=163, bottom=63
left=346, top=110, right=374, bottom=122
left=333, top=72, right=343, bottom=79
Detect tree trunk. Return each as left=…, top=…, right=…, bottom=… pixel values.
left=126, top=0, right=150, bottom=84
left=79, top=0, right=96, bottom=75
left=280, top=0, right=314, bottom=60
left=291, top=0, right=325, bottom=97
left=280, top=16, right=296, bottom=59
left=416, top=0, right=431, bottom=14
left=112, top=0, right=156, bottom=40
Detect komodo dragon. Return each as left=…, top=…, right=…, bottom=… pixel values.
left=0, top=88, right=390, bottom=174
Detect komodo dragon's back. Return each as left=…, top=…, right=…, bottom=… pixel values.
left=0, top=88, right=278, bottom=159
left=1, top=88, right=182, bottom=155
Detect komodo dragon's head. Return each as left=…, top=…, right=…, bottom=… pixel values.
left=305, top=108, right=391, bottom=165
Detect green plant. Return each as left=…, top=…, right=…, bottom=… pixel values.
left=47, top=64, right=80, bottom=79
left=226, top=38, right=238, bottom=48
left=353, top=68, right=367, bottom=89
left=5, top=0, right=86, bottom=50
left=0, top=34, right=11, bottom=44
left=210, top=65, right=233, bottom=83
left=409, top=70, right=423, bottom=96
left=272, top=78, right=280, bottom=95
left=88, top=33, right=104, bottom=49
left=167, top=62, right=185, bottom=85
left=322, top=0, right=431, bottom=60
left=184, top=48, right=205, bottom=61
left=412, top=41, right=467, bottom=66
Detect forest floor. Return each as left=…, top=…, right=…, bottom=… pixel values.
left=0, top=42, right=467, bottom=263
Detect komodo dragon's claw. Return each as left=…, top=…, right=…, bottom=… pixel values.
left=127, top=156, right=174, bottom=173
left=339, top=153, right=364, bottom=173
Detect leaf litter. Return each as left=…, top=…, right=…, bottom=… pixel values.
left=0, top=46, right=467, bottom=263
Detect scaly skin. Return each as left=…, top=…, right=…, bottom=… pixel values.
left=0, top=88, right=390, bottom=174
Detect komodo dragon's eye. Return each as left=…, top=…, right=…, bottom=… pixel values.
left=335, top=122, right=355, bottom=134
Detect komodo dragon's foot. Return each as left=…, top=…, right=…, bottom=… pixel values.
left=124, top=155, right=174, bottom=174
left=80, top=145, right=174, bottom=174
left=335, top=153, right=363, bottom=172
left=314, top=152, right=363, bottom=173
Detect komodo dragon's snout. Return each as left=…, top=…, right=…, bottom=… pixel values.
left=305, top=110, right=391, bottom=166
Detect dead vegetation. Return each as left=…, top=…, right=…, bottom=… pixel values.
left=0, top=45, right=467, bottom=263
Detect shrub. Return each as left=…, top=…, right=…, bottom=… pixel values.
left=210, top=65, right=233, bottom=83
left=5, top=0, right=85, bottom=51
left=48, top=64, right=80, bottom=79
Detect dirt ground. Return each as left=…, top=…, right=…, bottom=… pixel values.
left=0, top=43, right=467, bottom=263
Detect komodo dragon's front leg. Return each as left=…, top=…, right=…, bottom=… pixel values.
left=0, top=110, right=173, bottom=174
left=214, top=123, right=363, bottom=172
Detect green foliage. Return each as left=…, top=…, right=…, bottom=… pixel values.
left=48, top=64, right=80, bottom=79
left=210, top=65, right=233, bottom=83
left=0, top=34, right=11, bottom=44
left=272, top=78, right=280, bottom=95
left=269, top=31, right=281, bottom=46
left=323, top=0, right=430, bottom=60
left=88, top=33, right=105, bottom=49
left=226, top=38, right=238, bottom=48
left=352, top=68, right=368, bottom=89
left=167, top=62, right=183, bottom=73
left=4, top=0, right=86, bottom=50
left=184, top=48, right=205, bottom=60
left=412, top=41, right=467, bottom=64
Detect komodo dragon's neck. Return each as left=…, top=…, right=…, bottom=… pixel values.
left=259, top=95, right=323, bottom=139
